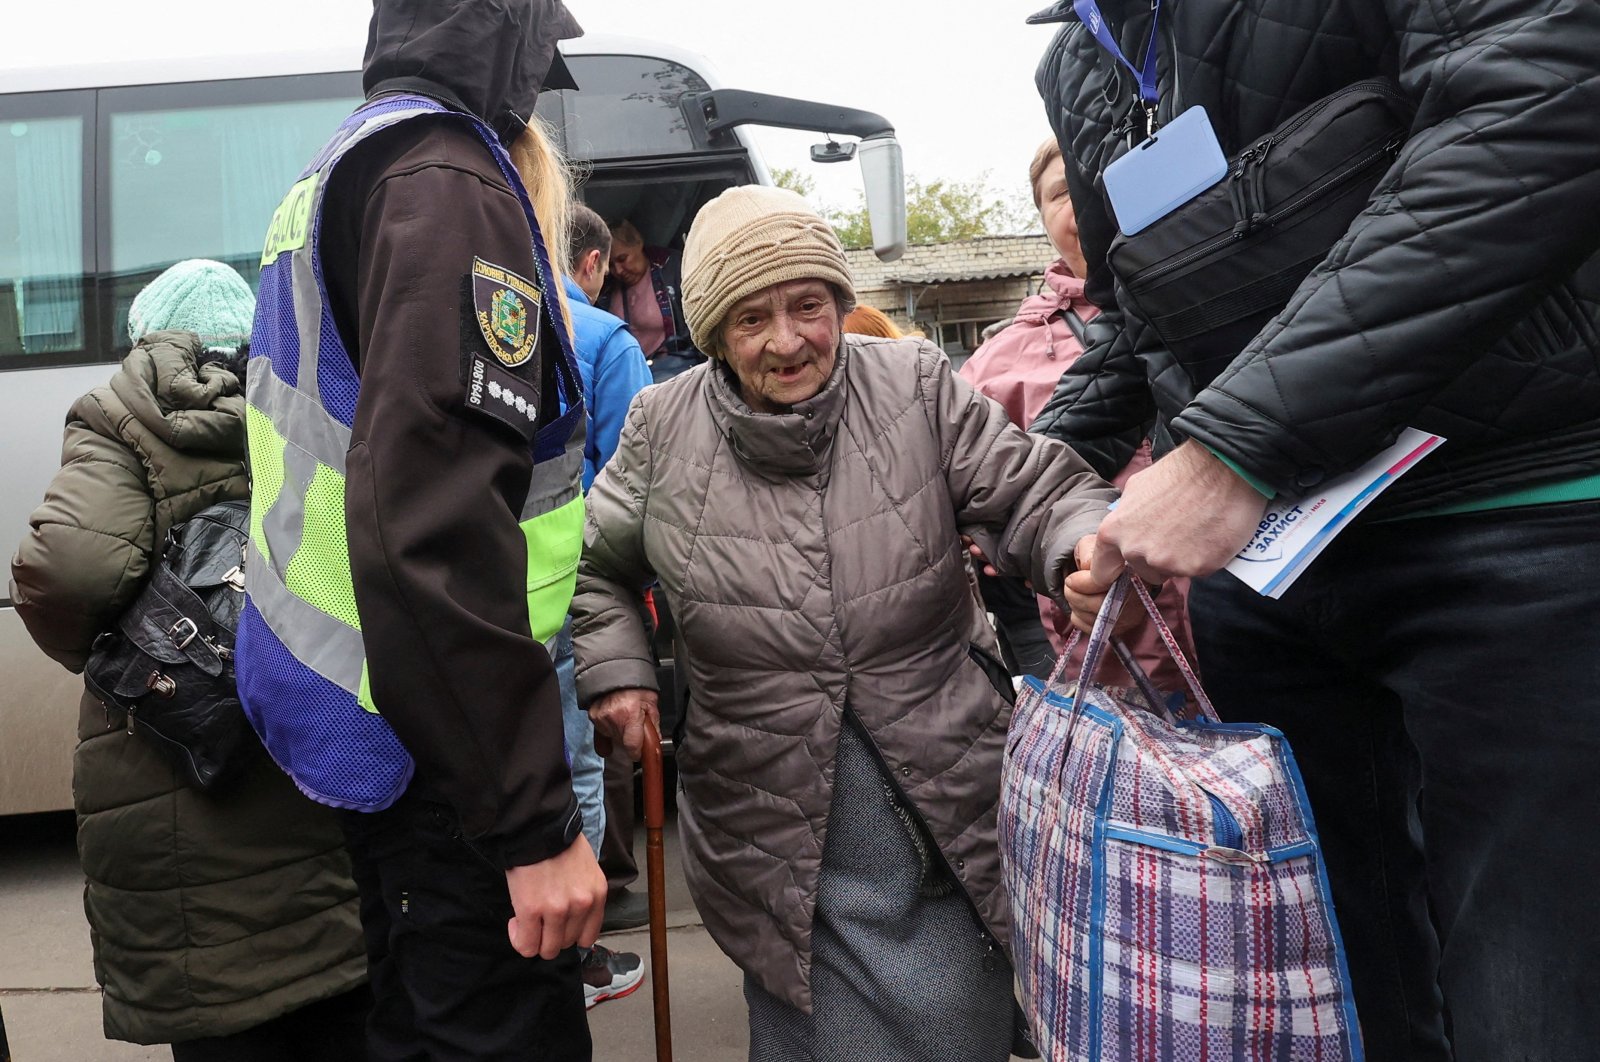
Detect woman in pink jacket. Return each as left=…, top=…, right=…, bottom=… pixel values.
left=960, top=138, right=1194, bottom=693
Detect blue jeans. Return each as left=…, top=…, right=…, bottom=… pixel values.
left=555, top=619, right=606, bottom=855
left=1188, top=499, right=1600, bottom=1062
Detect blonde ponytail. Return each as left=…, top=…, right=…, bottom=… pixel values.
left=509, top=116, right=577, bottom=341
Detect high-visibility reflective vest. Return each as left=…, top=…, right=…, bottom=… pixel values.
left=238, top=95, right=585, bottom=812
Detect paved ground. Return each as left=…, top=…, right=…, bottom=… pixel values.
left=1, top=807, right=1031, bottom=1061
left=0, top=807, right=746, bottom=1061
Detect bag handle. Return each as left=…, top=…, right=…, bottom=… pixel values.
left=1128, top=577, right=1218, bottom=722
left=1030, top=575, right=1134, bottom=754
left=1044, top=574, right=1220, bottom=724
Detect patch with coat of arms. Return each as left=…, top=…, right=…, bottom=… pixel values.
left=472, top=257, right=542, bottom=368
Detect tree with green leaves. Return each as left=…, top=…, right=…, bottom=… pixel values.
left=772, top=166, right=1035, bottom=249
left=829, top=175, right=1035, bottom=249
left=770, top=166, right=816, bottom=199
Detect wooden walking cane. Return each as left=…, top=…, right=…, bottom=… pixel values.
left=641, top=715, right=673, bottom=1062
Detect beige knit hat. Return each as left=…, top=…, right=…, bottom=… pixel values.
left=680, top=185, right=855, bottom=356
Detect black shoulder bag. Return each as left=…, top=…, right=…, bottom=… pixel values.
left=85, top=500, right=254, bottom=791
left=1107, top=79, right=1415, bottom=386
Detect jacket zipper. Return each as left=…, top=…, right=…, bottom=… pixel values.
left=1222, top=78, right=1404, bottom=237
left=1129, top=133, right=1403, bottom=288
left=1204, top=792, right=1244, bottom=850
left=844, top=708, right=1002, bottom=972
left=1228, top=138, right=1273, bottom=238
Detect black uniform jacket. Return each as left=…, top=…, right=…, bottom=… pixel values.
left=319, top=0, right=585, bottom=868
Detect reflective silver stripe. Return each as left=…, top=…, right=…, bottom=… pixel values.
left=290, top=246, right=325, bottom=406
left=244, top=540, right=367, bottom=695
left=248, top=364, right=352, bottom=471
left=261, top=444, right=319, bottom=581
left=522, top=434, right=584, bottom=522
left=292, top=105, right=440, bottom=402
left=242, top=104, right=442, bottom=707
left=347, top=108, right=439, bottom=148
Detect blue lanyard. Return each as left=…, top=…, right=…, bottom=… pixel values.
left=1073, top=0, right=1162, bottom=106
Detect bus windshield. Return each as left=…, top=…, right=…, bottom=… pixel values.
left=537, top=54, right=716, bottom=160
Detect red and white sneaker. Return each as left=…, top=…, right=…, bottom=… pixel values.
left=581, top=942, right=645, bottom=1010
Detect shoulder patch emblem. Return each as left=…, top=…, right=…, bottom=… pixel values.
left=472, top=257, right=542, bottom=368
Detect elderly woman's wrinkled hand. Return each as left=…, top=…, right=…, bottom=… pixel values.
left=589, top=687, right=660, bottom=761
left=1064, top=534, right=1146, bottom=636
left=962, top=532, right=1032, bottom=587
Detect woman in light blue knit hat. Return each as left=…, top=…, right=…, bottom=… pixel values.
left=10, top=259, right=369, bottom=1056
left=126, top=258, right=256, bottom=362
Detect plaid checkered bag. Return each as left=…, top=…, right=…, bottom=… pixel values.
left=999, top=576, right=1361, bottom=1062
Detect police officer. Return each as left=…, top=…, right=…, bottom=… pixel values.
left=237, top=0, right=606, bottom=1057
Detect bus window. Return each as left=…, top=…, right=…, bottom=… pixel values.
left=0, top=99, right=90, bottom=362
left=546, top=55, right=714, bottom=161
left=100, top=76, right=359, bottom=352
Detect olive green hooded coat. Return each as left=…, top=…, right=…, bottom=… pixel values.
left=9, top=332, right=365, bottom=1045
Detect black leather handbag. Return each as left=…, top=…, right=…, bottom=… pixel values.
left=85, top=500, right=254, bottom=791
left=1107, top=79, right=1415, bottom=388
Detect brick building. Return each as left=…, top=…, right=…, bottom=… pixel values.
left=844, top=233, right=1057, bottom=367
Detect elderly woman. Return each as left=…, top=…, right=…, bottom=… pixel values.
left=573, top=186, right=1117, bottom=1061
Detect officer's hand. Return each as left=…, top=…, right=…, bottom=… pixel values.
left=1093, top=441, right=1267, bottom=583
left=589, top=687, right=660, bottom=761
left=505, top=834, right=607, bottom=960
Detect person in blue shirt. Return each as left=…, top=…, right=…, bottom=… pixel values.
left=565, top=205, right=654, bottom=489
left=556, top=203, right=653, bottom=1007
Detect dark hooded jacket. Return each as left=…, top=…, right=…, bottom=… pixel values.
left=1028, top=0, right=1600, bottom=516
left=363, top=0, right=580, bottom=142
left=315, top=0, right=589, bottom=866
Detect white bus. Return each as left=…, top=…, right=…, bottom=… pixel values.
left=0, top=35, right=906, bottom=814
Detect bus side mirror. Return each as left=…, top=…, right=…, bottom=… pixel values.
left=858, top=136, right=906, bottom=263
left=684, top=90, right=908, bottom=262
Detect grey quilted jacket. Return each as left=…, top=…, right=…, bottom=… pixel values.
left=572, top=338, right=1115, bottom=1011
left=1028, top=0, right=1600, bottom=515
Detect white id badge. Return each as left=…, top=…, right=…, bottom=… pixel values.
left=1103, top=105, right=1229, bottom=236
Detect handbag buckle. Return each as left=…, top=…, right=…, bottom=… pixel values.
left=223, top=541, right=247, bottom=593
left=145, top=671, right=177, bottom=699
left=168, top=617, right=199, bottom=649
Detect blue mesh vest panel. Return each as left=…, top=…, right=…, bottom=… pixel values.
left=238, top=95, right=585, bottom=812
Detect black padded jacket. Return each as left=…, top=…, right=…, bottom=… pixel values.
left=1028, top=0, right=1600, bottom=516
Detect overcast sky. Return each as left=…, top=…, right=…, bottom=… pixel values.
left=5, top=0, right=1063, bottom=217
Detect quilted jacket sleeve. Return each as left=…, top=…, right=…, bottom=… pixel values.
left=1028, top=314, right=1155, bottom=479
left=1175, top=0, right=1600, bottom=492
left=9, top=405, right=155, bottom=673
left=925, top=345, right=1118, bottom=598
left=572, top=394, right=659, bottom=703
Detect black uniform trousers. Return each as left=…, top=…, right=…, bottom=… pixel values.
left=339, top=788, right=590, bottom=1062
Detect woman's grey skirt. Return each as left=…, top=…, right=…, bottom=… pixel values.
left=743, top=717, right=1014, bottom=1062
